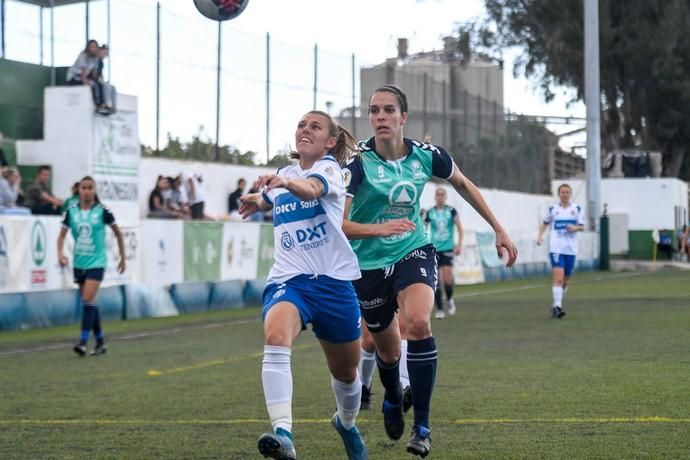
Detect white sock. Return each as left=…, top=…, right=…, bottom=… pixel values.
left=399, top=339, right=410, bottom=388
left=332, top=373, right=361, bottom=430
left=262, top=345, right=292, bottom=433
left=359, top=348, right=376, bottom=389
left=562, top=286, right=568, bottom=304
left=552, top=286, right=563, bottom=308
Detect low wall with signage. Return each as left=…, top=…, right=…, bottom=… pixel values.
left=0, top=216, right=598, bottom=331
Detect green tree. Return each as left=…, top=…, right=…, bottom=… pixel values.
left=142, top=126, right=256, bottom=165
left=475, top=0, right=690, bottom=178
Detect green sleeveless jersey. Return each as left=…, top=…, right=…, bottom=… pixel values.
left=344, top=137, right=454, bottom=270
left=62, top=203, right=116, bottom=269
left=424, top=205, right=458, bottom=252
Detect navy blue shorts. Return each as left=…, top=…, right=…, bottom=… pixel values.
left=353, top=244, right=437, bottom=333
left=436, top=250, right=455, bottom=267
left=550, top=253, right=576, bottom=277
left=263, top=274, right=361, bottom=344
left=73, top=267, right=105, bottom=285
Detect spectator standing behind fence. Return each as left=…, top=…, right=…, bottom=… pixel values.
left=25, top=166, right=63, bottom=215
left=228, top=178, right=246, bottom=215
left=90, top=45, right=116, bottom=114
left=0, top=167, right=31, bottom=215
left=180, top=172, right=205, bottom=220
left=66, top=40, right=109, bottom=114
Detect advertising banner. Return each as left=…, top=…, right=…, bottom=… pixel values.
left=183, top=222, right=222, bottom=282
left=477, top=232, right=504, bottom=267
left=141, top=220, right=184, bottom=286
left=0, top=218, right=29, bottom=293
left=92, top=111, right=141, bottom=225
left=27, top=217, right=68, bottom=291
left=256, top=224, right=275, bottom=279
left=453, top=230, right=484, bottom=285
left=221, top=222, right=260, bottom=281
left=104, top=225, right=140, bottom=285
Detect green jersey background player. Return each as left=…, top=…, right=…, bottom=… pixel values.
left=57, top=176, right=125, bottom=357
left=343, top=84, right=517, bottom=457
left=424, top=187, right=463, bottom=319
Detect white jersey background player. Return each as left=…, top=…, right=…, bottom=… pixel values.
left=537, top=183, right=584, bottom=319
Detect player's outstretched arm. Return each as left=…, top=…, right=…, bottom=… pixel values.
left=342, top=196, right=415, bottom=240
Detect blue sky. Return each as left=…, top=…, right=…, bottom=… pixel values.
left=3, top=0, right=585, bottom=157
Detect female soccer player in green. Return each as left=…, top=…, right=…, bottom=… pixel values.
left=343, top=85, right=517, bottom=457
left=57, top=176, right=126, bottom=356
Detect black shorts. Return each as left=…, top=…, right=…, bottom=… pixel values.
left=74, top=267, right=105, bottom=285
left=191, top=202, right=205, bottom=219
left=353, top=244, right=437, bottom=333
left=436, top=251, right=455, bottom=267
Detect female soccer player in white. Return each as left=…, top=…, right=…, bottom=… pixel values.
left=537, top=183, right=584, bottom=318
left=240, top=111, right=369, bottom=460
left=343, top=85, right=517, bottom=457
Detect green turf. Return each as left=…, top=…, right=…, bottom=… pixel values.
left=0, top=270, right=688, bottom=459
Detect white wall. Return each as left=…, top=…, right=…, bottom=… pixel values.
left=555, top=178, right=688, bottom=230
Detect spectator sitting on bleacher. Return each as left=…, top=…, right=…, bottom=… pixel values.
left=148, top=176, right=183, bottom=219
left=228, top=178, right=246, bottom=215
left=0, top=167, right=31, bottom=215
left=66, top=39, right=109, bottom=115
left=180, top=172, right=205, bottom=220
left=171, top=175, right=191, bottom=219
left=90, top=44, right=116, bottom=114
left=678, top=225, right=690, bottom=262
left=24, top=165, right=63, bottom=215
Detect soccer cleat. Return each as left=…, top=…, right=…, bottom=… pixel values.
left=557, top=307, right=566, bottom=319
left=402, top=385, right=413, bottom=414
left=447, top=298, right=457, bottom=316
left=360, top=384, right=372, bottom=411
left=73, top=343, right=87, bottom=357
left=406, top=425, right=432, bottom=458
left=258, top=428, right=296, bottom=460
left=382, top=399, right=405, bottom=440
left=331, top=413, right=368, bottom=460
left=90, top=342, right=107, bottom=356
left=434, top=310, right=445, bottom=319
left=551, top=307, right=558, bottom=319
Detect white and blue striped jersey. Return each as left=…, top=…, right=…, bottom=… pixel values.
left=543, top=202, right=584, bottom=255
left=262, top=156, right=361, bottom=284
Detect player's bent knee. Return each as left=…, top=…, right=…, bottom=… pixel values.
left=264, top=332, right=293, bottom=347
left=406, top=318, right=431, bottom=340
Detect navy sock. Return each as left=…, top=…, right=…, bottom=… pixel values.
left=92, top=306, right=104, bottom=343
left=434, top=286, right=443, bottom=311
left=445, top=284, right=453, bottom=301
left=80, top=304, right=96, bottom=344
left=407, top=336, right=438, bottom=429
left=376, top=353, right=402, bottom=404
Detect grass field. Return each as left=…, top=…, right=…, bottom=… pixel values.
left=1, top=270, right=689, bottom=459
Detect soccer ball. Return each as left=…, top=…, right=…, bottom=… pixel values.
left=193, top=0, right=250, bottom=22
